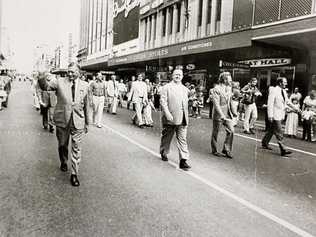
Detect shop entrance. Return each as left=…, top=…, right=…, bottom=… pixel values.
left=254, top=66, right=296, bottom=93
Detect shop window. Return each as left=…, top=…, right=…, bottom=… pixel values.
left=162, top=9, right=167, bottom=36
left=198, top=0, right=203, bottom=26
left=207, top=0, right=212, bottom=24
left=169, top=7, right=174, bottom=34
left=177, top=3, right=181, bottom=32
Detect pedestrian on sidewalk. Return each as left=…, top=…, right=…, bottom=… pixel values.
left=159, top=69, right=191, bottom=170
left=210, top=72, right=234, bottom=159
left=117, top=79, right=127, bottom=108
left=285, top=98, right=300, bottom=138
left=301, top=105, right=315, bottom=141
left=302, top=91, right=316, bottom=142
left=91, top=72, right=106, bottom=128
left=192, top=91, right=204, bottom=118
left=128, top=73, right=148, bottom=128
left=126, top=76, right=136, bottom=110
left=143, top=94, right=156, bottom=127
left=106, top=74, right=119, bottom=115
left=262, top=77, right=300, bottom=156
left=241, top=78, right=262, bottom=134
left=38, top=63, right=90, bottom=187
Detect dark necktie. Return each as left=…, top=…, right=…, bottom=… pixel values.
left=72, top=80, right=75, bottom=102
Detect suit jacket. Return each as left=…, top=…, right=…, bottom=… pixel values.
left=36, top=81, right=57, bottom=108
left=106, top=80, right=119, bottom=97
left=160, top=81, right=189, bottom=126
left=267, top=86, right=290, bottom=121
left=212, top=84, right=233, bottom=121
left=128, top=80, right=148, bottom=103
left=40, top=77, right=90, bottom=129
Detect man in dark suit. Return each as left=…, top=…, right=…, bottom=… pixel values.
left=39, top=64, right=90, bottom=186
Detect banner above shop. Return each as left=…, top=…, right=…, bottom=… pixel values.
left=238, top=58, right=292, bottom=68
left=219, top=60, right=250, bottom=69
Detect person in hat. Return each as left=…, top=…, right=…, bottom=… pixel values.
left=38, top=63, right=90, bottom=186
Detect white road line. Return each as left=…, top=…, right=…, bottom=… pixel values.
left=235, top=133, right=316, bottom=158
left=101, top=123, right=315, bottom=237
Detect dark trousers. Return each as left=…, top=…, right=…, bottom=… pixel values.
left=262, top=120, right=285, bottom=150
left=211, top=119, right=234, bottom=153
left=56, top=117, right=85, bottom=175
left=302, top=119, right=312, bottom=141
left=209, top=102, right=213, bottom=119
left=40, top=105, right=48, bottom=128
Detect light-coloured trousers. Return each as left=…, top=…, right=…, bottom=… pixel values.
left=160, top=124, right=189, bottom=160
left=108, top=96, right=118, bottom=114
left=56, top=118, right=85, bottom=175
left=243, top=103, right=258, bottom=131
left=211, top=119, right=234, bottom=153
left=93, top=95, right=105, bottom=126
left=132, top=101, right=144, bottom=125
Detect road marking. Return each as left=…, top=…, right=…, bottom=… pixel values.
left=235, top=133, right=316, bottom=158
left=101, top=123, right=315, bottom=237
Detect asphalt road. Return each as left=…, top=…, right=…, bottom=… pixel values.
left=0, top=81, right=315, bottom=237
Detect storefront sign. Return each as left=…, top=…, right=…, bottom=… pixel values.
left=219, top=60, right=250, bottom=69
left=238, top=58, right=292, bottom=67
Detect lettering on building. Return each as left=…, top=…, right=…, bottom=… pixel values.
left=238, top=58, right=292, bottom=67
left=181, top=41, right=213, bottom=52
left=113, top=0, right=140, bottom=18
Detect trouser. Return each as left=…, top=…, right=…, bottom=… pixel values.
left=262, top=120, right=285, bottom=151
left=108, top=96, right=118, bottom=114
left=118, top=92, right=124, bottom=107
left=93, top=95, right=105, bottom=126
left=160, top=124, right=189, bottom=160
left=209, top=102, right=213, bottom=119
left=302, top=119, right=312, bottom=141
left=243, top=103, right=258, bottom=131
left=40, top=106, right=54, bottom=128
left=132, top=101, right=144, bottom=125
left=211, top=119, right=234, bottom=153
left=56, top=118, right=85, bottom=175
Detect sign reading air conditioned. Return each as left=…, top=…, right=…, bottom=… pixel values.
left=238, top=58, right=292, bottom=68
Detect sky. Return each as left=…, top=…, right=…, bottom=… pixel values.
left=2, top=0, right=80, bottom=73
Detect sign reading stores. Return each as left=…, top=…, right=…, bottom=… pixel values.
left=238, top=58, right=292, bottom=68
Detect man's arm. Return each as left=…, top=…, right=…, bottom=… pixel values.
left=267, top=87, right=275, bottom=120
left=212, top=89, right=226, bottom=119
left=84, top=89, right=90, bottom=133
left=160, top=85, right=173, bottom=121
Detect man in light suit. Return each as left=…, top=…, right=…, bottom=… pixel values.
left=39, top=64, right=90, bottom=186
left=106, top=74, right=119, bottom=114
left=159, top=69, right=191, bottom=170
left=262, top=77, right=299, bottom=156
left=128, top=73, right=148, bottom=128
left=211, top=72, right=234, bottom=159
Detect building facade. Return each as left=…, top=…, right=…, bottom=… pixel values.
left=79, top=0, right=316, bottom=98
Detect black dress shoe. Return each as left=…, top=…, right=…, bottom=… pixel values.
left=243, top=130, right=251, bottom=134
left=222, top=150, right=233, bottom=159
left=138, top=125, right=145, bottom=129
left=70, top=174, right=80, bottom=187
left=212, top=151, right=222, bottom=157
left=60, top=163, right=68, bottom=172
left=49, top=126, right=54, bottom=133
left=262, top=145, right=273, bottom=150
left=161, top=153, right=168, bottom=161
left=179, top=159, right=191, bottom=170
left=281, top=150, right=292, bottom=156
left=249, top=129, right=256, bottom=134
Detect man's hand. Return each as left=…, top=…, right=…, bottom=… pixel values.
left=165, top=113, right=174, bottom=122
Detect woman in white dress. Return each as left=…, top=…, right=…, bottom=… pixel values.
left=285, top=98, right=300, bottom=137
